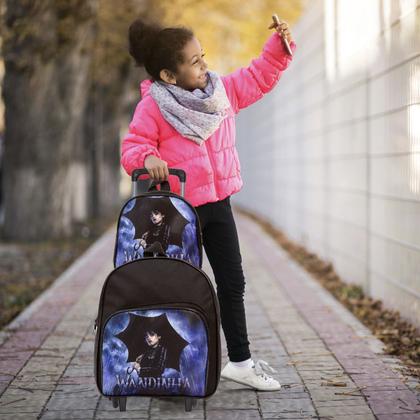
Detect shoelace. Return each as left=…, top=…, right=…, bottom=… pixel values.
left=253, top=359, right=277, bottom=381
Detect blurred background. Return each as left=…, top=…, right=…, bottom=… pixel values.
left=0, top=0, right=419, bottom=339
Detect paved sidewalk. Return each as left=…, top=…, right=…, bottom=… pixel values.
left=0, top=209, right=419, bottom=419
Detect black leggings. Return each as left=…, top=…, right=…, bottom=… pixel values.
left=194, top=195, right=251, bottom=362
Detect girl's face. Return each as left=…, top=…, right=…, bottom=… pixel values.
left=150, top=210, right=164, bottom=224
left=145, top=331, right=161, bottom=346
left=160, top=36, right=208, bottom=91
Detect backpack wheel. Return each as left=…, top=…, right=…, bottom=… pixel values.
left=119, top=397, right=127, bottom=412
left=185, top=397, right=193, bottom=412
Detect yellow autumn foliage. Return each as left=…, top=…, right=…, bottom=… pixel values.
left=157, top=0, right=302, bottom=73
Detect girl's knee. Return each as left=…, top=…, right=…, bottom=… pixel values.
left=216, top=277, right=246, bottom=300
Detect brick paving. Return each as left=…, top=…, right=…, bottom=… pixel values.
left=0, top=209, right=419, bottom=419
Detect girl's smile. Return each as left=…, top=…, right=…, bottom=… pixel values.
left=159, top=36, right=208, bottom=91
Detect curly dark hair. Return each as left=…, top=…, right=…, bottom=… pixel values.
left=128, top=18, right=195, bottom=82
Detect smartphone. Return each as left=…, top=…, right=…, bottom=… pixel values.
left=272, top=14, right=293, bottom=56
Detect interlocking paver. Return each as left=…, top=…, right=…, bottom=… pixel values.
left=237, top=214, right=420, bottom=419
left=0, top=210, right=418, bottom=419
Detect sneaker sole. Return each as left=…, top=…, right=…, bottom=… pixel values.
left=220, top=373, right=281, bottom=391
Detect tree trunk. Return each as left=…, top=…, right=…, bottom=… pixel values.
left=83, top=63, right=138, bottom=219
left=2, top=0, right=97, bottom=240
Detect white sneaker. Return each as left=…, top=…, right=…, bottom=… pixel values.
left=220, top=359, right=281, bottom=391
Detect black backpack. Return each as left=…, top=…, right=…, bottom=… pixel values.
left=113, top=171, right=203, bottom=269
left=94, top=169, right=221, bottom=412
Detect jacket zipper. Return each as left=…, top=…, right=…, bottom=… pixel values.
left=204, top=141, right=219, bottom=200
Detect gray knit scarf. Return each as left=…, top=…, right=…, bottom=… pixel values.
left=149, top=70, right=231, bottom=145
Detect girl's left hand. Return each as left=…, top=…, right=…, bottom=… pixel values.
left=268, top=18, right=293, bottom=44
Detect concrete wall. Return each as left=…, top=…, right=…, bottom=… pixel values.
left=234, top=0, right=420, bottom=327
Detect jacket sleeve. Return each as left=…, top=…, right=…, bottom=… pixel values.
left=120, top=99, right=162, bottom=176
left=221, top=33, right=297, bottom=114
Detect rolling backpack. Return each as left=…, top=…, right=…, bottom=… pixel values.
left=94, top=168, right=221, bottom=412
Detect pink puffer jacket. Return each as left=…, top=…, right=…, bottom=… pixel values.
left=121, top=32, right=296, bottom=207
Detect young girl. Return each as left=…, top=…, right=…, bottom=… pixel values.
left=121, top=17, right=296, bottom=391
left=131, top=329, right=168, bottom=378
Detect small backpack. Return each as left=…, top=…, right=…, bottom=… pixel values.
left=113, top=170, right=203, bottom=269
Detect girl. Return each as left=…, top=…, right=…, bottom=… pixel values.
left=138, top=208, right=171, bottom=256
left=121, top=17, right=296, bottom=391
left=131, top=329, right=168, bottom=378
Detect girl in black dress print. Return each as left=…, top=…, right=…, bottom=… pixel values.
left=132, top=330, right=168, bottom=377
left=138, top=209, right=171, bottom=255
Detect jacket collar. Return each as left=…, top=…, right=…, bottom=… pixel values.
left=140, top=78, right=153, bottom=98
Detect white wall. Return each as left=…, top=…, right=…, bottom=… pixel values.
left=234, top=0, right=420, bottom=327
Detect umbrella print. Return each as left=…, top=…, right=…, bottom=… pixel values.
left=124, top=197, right=189, bottom=249
left=116, top=313, right=190, bottom=371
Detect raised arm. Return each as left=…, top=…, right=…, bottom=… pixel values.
left=120, top=98, right=162, bottom=176
left=221, top=32, right=297, bottom=114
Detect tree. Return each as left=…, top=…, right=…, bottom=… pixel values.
left=1, top=0, right=159, bottom=239
left=2, top=0, right=98, bottom=240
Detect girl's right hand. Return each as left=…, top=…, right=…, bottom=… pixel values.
left=268, top=17, right=293, bottom=44
left=144, top=154, right=169, bottom=181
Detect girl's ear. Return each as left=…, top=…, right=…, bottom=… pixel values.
left=160, top=69, right=177, bottom=85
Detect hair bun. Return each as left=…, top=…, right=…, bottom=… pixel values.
left=128, top=19, right=162, bottom=67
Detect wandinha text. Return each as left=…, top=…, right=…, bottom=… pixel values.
left=116, top=375, right=192, bottom=391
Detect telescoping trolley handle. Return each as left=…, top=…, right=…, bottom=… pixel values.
left=131, top=168, right=186, bottom=198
